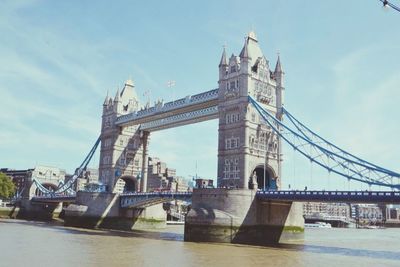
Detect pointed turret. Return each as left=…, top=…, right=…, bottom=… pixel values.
left=274, top=53, right=285, bottom=113
left=274, top=54, right=284, bottom=74
left=114, top=88, right=120, bottom=102
left=219, top=46, right=229, bottom=80
left=239, top=37, right=250, bottom=59
left=103, top=92, right=109, bottom=106
left=113, top=88, right=121, bottom=113
left=239, top=35, right=252, bottom=75
left=219, top=46, right=228, bottom=67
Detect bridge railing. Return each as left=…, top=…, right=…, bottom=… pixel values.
left=256, top=190, right=400, bottom=203
left=120, top=191, right=192, bottom=197
left=120, top=191, right=192, bottom=208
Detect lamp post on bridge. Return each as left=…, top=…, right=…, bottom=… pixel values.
left=143, top=89, right=151, bottom=108
left=167, top=80, right=176, bottom=103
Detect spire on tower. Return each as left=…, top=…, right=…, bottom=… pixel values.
left=103, top=90, right=110, bottom=106
left=219, top=45, right=228, bottom=67
left=240, top=37, right=250, bottom=59
left=114, top=88, right=120, bottom=102
left=274, top=53, right=284, bottom=74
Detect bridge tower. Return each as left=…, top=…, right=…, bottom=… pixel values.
left=99, top=80, right=148, bottom=193
left=65, top=80, right=164, bottom=230
left=217, top=31, right=284, bottom=190
left=185, top=32, right=303, bottom=245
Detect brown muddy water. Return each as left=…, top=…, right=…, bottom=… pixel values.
left=0, top=219, right=399, bottom=267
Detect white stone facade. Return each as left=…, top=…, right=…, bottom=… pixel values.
left=99, top=80, right=147, bottom=193
left=217, top=32, right=284, bottom=189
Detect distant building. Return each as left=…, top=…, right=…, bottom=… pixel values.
left=168, top=176, right=191, bottom=192
left=303, top=202, right=350, bottom=227
left=0, top=168, right=33, bottom=196
left=65, top=168, right=99, bottom=192
left=109, top=156, right=189, bottom=193
left=194, top=178, right=214, bottom=189
left=146, top=157, right=170, bottom=191
left=139, top=157, right=190, bottom=192
left=351, top=204, right=383, bottom=224
left=1, top=166, right=66, bottom=197
left=386, top=204, right=400, bottom=225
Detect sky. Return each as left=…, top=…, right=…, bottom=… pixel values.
left=0, top=0, right=399, bottom=190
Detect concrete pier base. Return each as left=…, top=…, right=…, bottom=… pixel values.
left=17, top=199, right=62, bottom=221
left=64, top=191, right=166, bottom=230
left=184, top=188, right=304, bottom=245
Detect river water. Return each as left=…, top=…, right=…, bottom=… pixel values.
left=1, top=219, right=399, bottom=267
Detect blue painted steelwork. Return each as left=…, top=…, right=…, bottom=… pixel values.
left=283, top=108, right=397, bottom=175
left=31, top=194, right=76, bottom=203
left=120, top=191, right=192, bottom=208
left=30, top=189, right=400, bottom=205
left=257, top=190, right=400, bottom=203
left=378, top=0, right=400, bottom=12
left=33, top=136, right=101, bottom=196
left=249, top=96, right=400, bottom=189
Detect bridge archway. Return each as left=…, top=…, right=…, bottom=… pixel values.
left=253, top=165, right=277, bottom=190
left=35, top=183, right=58, bottom=196
left=118, top=176, right=139, bottom=193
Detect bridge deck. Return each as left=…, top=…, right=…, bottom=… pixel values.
left=31, top=195, right=76, bottom=203
left=257, top=190, right=400, bottom=203
left=29, top=190, right=400, bottom=205
left=120, top=191, right=192, bottom=208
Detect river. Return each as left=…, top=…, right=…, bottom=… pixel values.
left=0, top=219, right=399, bottom=267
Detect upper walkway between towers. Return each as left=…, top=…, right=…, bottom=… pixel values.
left=115, top=88, right=219, bottom=131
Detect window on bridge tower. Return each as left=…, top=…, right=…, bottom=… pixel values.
left=226, top=113, right=240, bottom=124
left=226, top=114, right=231, bottom=124
left=225, top=137, right=239, bottom=149
left=225, top=139, right=230, bottom=149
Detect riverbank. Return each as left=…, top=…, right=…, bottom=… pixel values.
left=0, top=206, right=19, bottom=219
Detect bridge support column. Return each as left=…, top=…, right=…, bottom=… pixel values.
left=140, top=131, right=149, bottom=192
left=184, top=188, right=304, bottom=245
left=64, top=191, right=166, bottom=230
left=17, top=198, right=63, bottom=221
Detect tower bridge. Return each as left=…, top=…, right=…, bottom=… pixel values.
left=21, top=31, right=400, bottom=245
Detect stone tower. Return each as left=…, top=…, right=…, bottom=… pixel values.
left=217, top=31, right=285, bottom=190
left=99, top=80, right=149, bottom=193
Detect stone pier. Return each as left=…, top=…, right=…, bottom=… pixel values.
left=17, top=198, right=63, bottom=221
left=64, top=191, right=166, bottom=230
left=184, top=188, right=304, bottom=245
